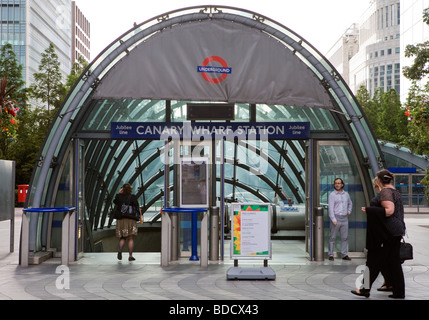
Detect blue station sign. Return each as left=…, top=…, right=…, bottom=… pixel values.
left=111, top=122, right=310, bottom=140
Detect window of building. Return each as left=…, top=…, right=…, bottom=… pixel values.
left=397, top=3, right=400, bottom=25
left=386, top=6, right=389, bottom=28
left=395, top=63, right=400, bottom=73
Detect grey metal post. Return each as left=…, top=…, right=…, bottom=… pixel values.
left=209, top=206, right=219, bottom=261
left=161, top=211, right=171, bottom=267
left=171, top=212, right=179, bottom=261
left=200, top=212, right=208, bottom=268
left=314, top=207, right=324, bottom=261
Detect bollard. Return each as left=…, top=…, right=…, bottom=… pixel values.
left=189, top=211, right=199, bottom=261
left=314, top=207, right=324, bottom=261
left=209, top=206, right=219, bottom=261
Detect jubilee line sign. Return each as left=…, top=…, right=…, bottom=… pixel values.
left=111, top=122, right=310, bottom=140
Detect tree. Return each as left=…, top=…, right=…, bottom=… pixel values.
left=0, top=44, right=27, bottom=159
left=378, top=89, right=408, bottom=143
left=403, top=8, right=429, bottom=81
left=66, top=56, right=88, bottom=91
left=0, top=77, right=18, bottom=158
left=402, top=82, right=429, bottom=155
left=402, top=7, right=429, bottom=200
left=0, top=43, right=26, bottom=105
left=30, top=43, right=66, bottom=112
left=356, top=86, right=407, bottom=144
left=12, top=105, right=54, bottom=184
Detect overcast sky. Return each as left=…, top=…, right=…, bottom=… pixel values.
left=74, top=0, right=371, bottom=61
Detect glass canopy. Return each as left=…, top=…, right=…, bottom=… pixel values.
left=26, top=6, right=385, bottom=255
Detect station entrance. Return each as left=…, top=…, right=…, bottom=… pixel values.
left=22, top=6, right=383, bottom=265
left=54, top=117, right=372, bottom=265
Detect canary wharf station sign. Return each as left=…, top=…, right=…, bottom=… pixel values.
left=111, top=122, right=310, bottom=140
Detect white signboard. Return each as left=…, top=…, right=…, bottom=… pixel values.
left=230, top=203, right=271, bottom=259
left=180, top=157, right=209, bottom=208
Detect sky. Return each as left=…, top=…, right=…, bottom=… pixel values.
left=74, top=0, right=372, bottom=61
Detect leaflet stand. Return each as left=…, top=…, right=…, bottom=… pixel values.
left=226, top=203, right=276, bottom=280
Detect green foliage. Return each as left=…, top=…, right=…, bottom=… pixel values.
left=0, top=42, right=87, bottom=185
left=356, top=86, right=408, bottom=144
left=403, top=41, right=429, bottom=81
left=30, top=43, right=66, bottom=112
left=402, top=82, right=429, bottom=155
left=402, top=7, right=429, bottom=200
left=0, top=44, right=27, bottom=159
left=66, top=56, right=88, bottom=91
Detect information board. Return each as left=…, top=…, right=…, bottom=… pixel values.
left=230, top=203, right=271, bottom=259
left=180, top=157, right=209, bottom=208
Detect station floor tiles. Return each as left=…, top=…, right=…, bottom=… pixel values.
left=1, top=210, right=429, bottom=304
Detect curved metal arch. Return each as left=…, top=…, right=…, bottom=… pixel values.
left=98, top=140, right=167, bottom=226
left=379, top=141, right=429, bottom=170
left=95, top=136, right=302, bottom=229
left=31, top=5, right=381, bottom=209
left=233, top=140, right=304, bottom=202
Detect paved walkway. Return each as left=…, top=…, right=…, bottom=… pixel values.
left=1, top=209, right=429, bottom=302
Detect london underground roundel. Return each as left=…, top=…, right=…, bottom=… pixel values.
left=197, top=56, right=232, bottom=84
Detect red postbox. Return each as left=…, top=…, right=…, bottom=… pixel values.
left=18, top=185, right=29, bottom=204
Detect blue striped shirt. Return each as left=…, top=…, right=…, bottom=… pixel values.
left=328, top=190, right=352, bottom=223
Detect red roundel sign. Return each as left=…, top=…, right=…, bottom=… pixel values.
left=197, top=56, right=232, bottom=84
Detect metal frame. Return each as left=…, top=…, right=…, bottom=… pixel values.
left=25, top=6, right=387, bottom=258
left=30, top=5, right=382, bottom=210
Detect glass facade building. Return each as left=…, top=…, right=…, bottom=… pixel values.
left=24, top=6, right=409, bottom=262
left=1, top=0, right=27, bottom=78
left=0, top=0, right=72, bottom=85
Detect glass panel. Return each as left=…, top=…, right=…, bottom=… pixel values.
left=319, top=143, right=366, bottom=252
left=256, top=104, right=339, bottom=130
left=395, top=174, right=409, bottom=206
left=82, top=99, right=166, bottom=130
left=412, top=175, right=427, bottom=207
left=235, top=103, right=249, bottom=121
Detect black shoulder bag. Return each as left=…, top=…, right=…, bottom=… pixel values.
left=120, top=195, right=140, bottom=221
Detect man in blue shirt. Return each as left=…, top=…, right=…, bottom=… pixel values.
left=328, top=178, right=353, bottom=261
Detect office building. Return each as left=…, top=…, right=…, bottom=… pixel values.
left=326, top=0, right=401, bottom=97
left=72, top=1, right=90, bottom=64
left=400, top=0, right=429, bottom=102
left=0, top=0, right=89, bottom=87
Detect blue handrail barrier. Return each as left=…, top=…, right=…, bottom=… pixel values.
left=21, top=207, right=76, bottom=267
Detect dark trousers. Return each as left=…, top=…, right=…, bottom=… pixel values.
left=388, top=236, right=405, bottom=297
left=365, top=236, right=405, bottom=296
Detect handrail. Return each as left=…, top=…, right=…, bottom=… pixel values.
left=162, top=207, right=207, bottom=213
left=23, top=207, right=76, bottom=213
left=20, top=207, right=76, bottom=267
